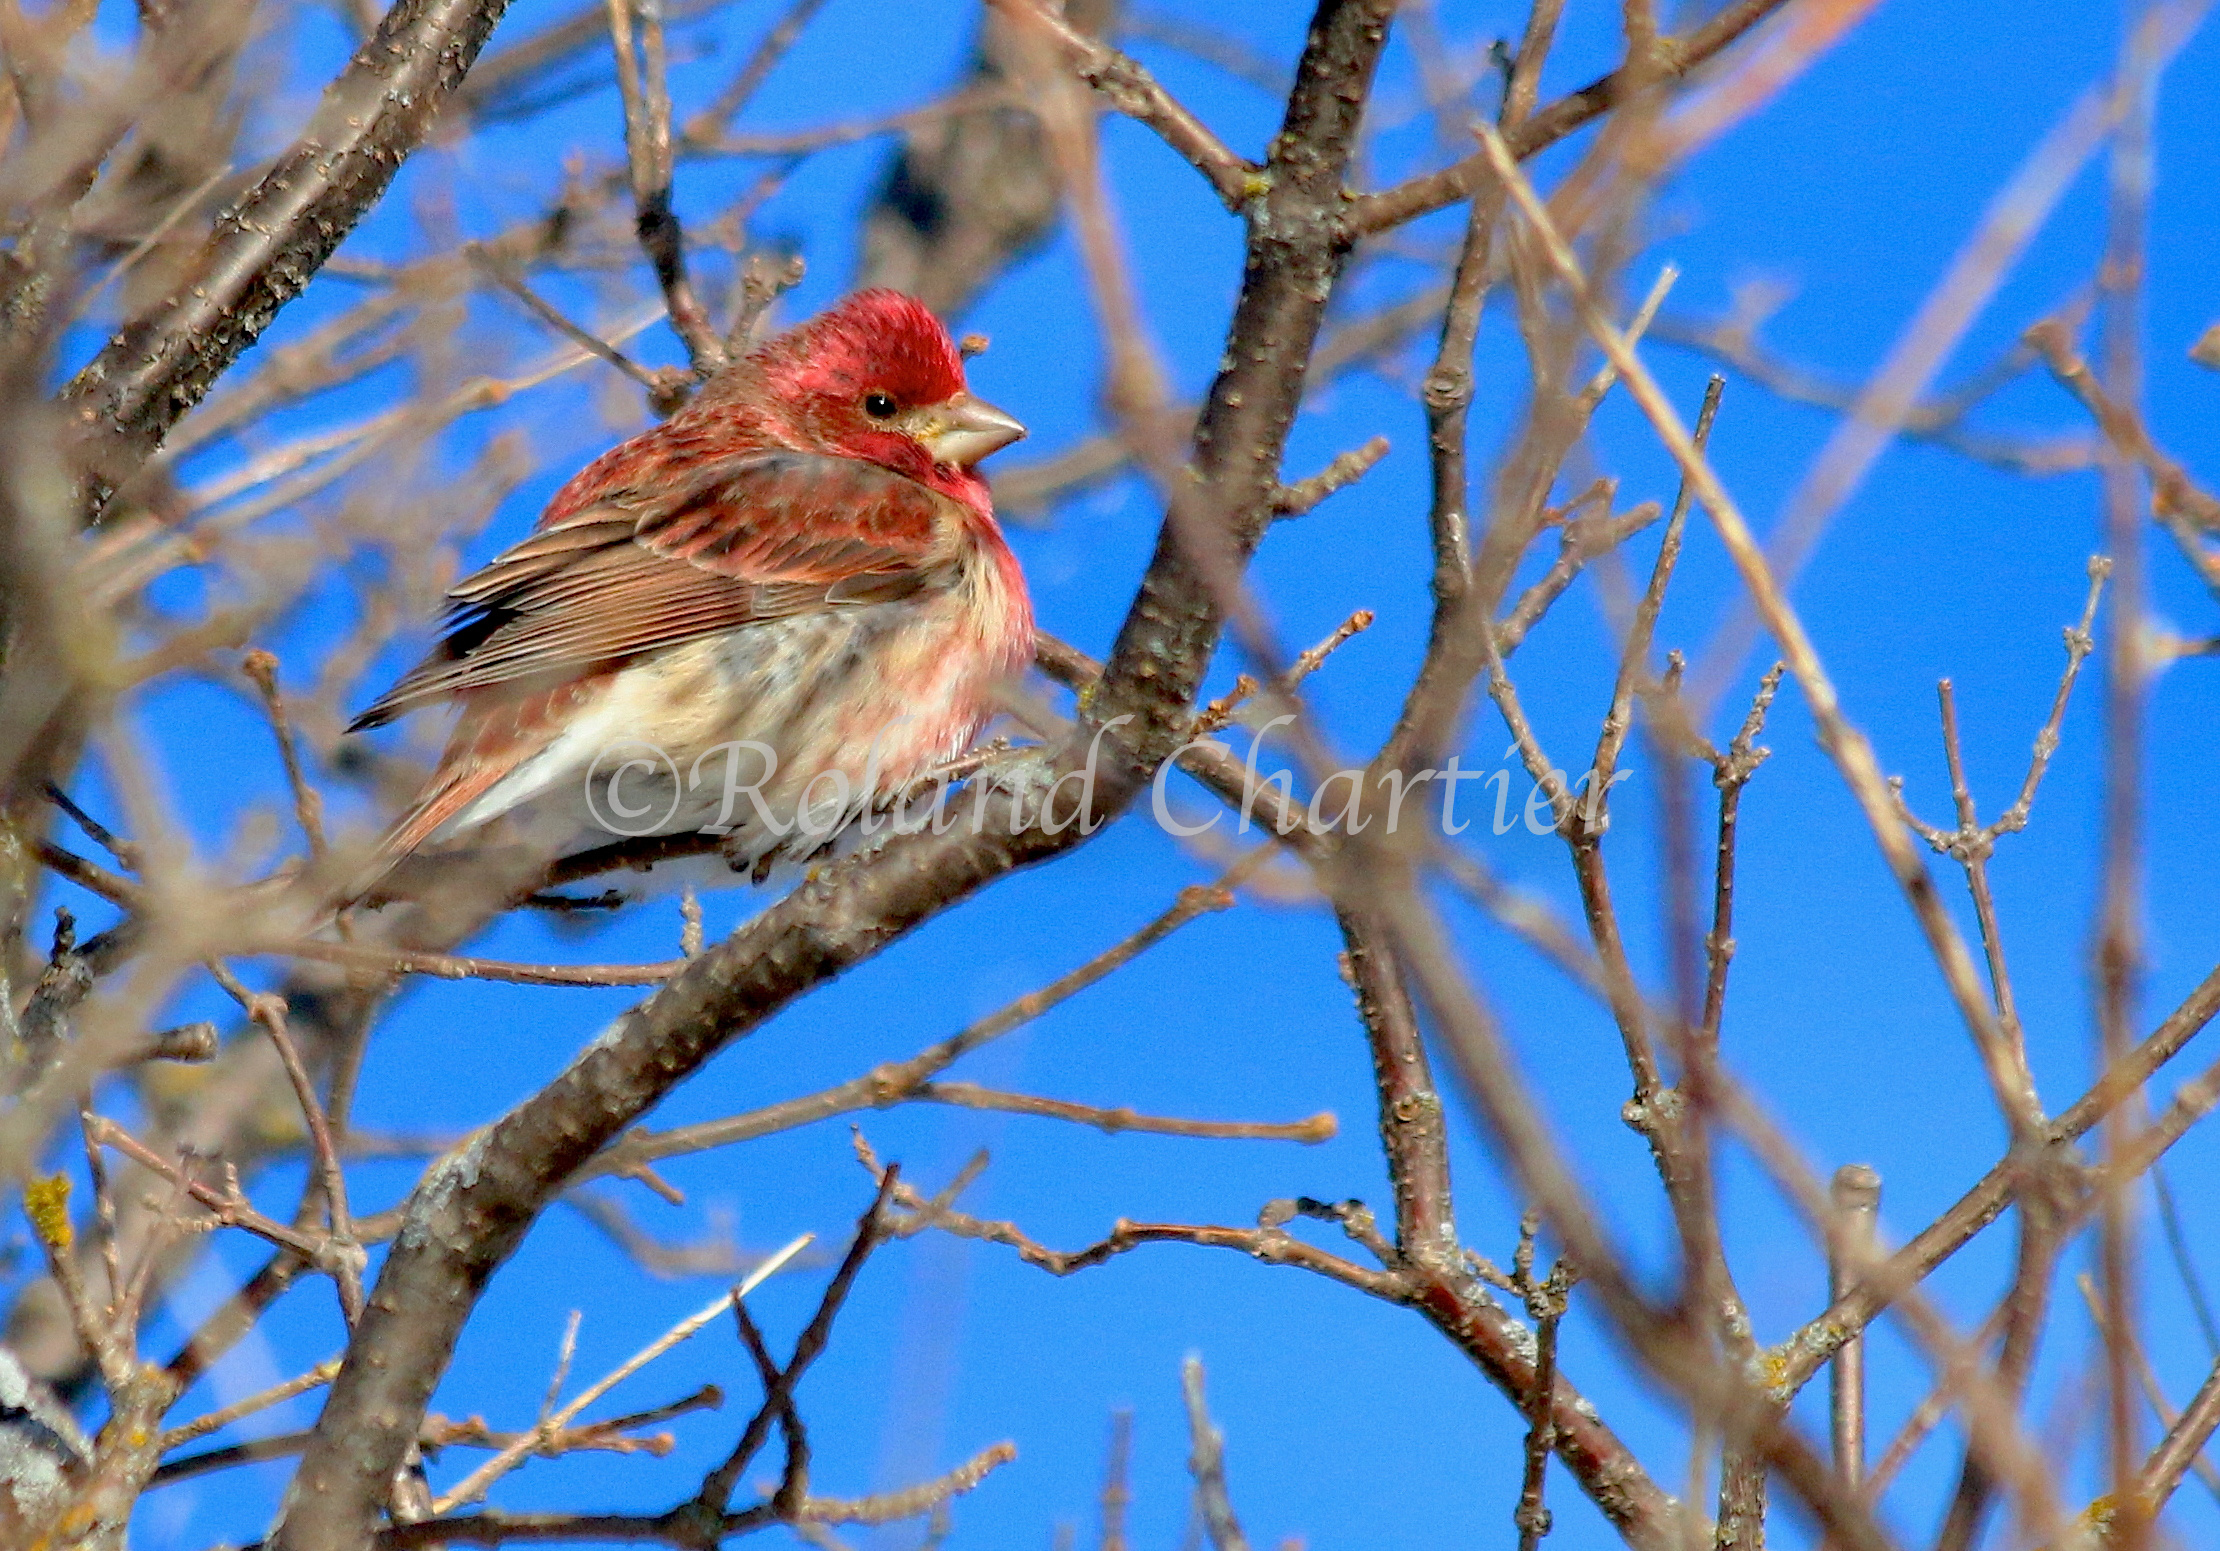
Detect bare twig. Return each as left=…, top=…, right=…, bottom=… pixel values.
left=989, top=0, right=1255, bottom=210
left=1652, top=311, right=2092, bottom=477
left=696, top=1180, right=895, bottom=1513
left=586, top=867, right=1249, bottom=1182
left=907, top=1084, right=1333, bottom=1142
left=2030, top=320, right=2220, bottom=532
left=1829, top=1166, right=1880, bottom=1488
left=159, top=1358, right=342, bottom=1451
left=606, top=0, right=723, bottom=375
left=467, top=243, right=672, bottom=396
left=1100, top=1409, right=1133, bottom=1551
left=431, top=1232, right=812, bottom=1512
left=1273, top=435, right=1391, bottom=518
left=1349, top=0, right=1795, bottom=234
left=241, top=649, right=330, bottom=862
left=208, top=961, right=366, bottom=1324
left=1181, top=1358, right=1251, bottom=1551
left=84, top=1115, right=325, bottom=1259
left=683, top=0, right=830, bottom=140
left=260, top=937, right=684, bottom=987
left=861, top=1141, right=1402, bottom=1300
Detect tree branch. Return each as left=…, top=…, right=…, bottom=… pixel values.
left=62, top=0, right=520, bottom=507
left=1347, top=0, right=1793, bottom=236
left=266, top=4, right=1404, bottom=1542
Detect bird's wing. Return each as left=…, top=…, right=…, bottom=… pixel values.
left=349, top=450, right=960, bottom=730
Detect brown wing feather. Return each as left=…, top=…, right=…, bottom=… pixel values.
left=445, top=514, right=638, bottom=604
left=350, top=450, right=958, bottom=731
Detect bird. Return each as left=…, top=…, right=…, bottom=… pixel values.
left=345, top=288, right=1034, bottom=898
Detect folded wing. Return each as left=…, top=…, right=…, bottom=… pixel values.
left=349, top=450, right=959, bottom=731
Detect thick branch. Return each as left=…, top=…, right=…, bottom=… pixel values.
left=62, top=0, right=518, bottom=506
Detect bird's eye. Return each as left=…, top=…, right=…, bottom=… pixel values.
left=862, top=392, right=898, bottom=419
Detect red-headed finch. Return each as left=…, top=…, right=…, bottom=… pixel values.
left=347, top=289, right=1033, bottom=894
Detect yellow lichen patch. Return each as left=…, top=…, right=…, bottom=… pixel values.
left=24, top=1173, right=73, bottom=1250
left=2040, top=1495, right=2120, bottom=1550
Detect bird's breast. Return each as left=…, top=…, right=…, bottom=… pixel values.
left=620, top=551, right=1023, bottom=791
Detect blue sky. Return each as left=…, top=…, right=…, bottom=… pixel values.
left=33, top=1, right=2220, bottom=1547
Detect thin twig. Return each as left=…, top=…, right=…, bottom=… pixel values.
left=467, top=244, right=670, bottom=395
left=2076, top=1273, right=2220, bottom=1507
left=1100, top=1409, right=1133, bottom=1551
left=607, top=0, right=723, bottom=374
left=696, top=1181, right=895, bottom=1512
left=989, top=0, right=1254, bottom=210
left=587, top=868, right=1252, bottom=1181
left=259, top=937, right=684, bottom=987
left=207, top=961, right=365, bottom=1325
left=1829, top=1166, right=1880, bottom=1488
left=1590, top=375, right=1725, bottom=787
left=2155, top=1163, right=2220, bottom=1359
left=861, top=1142, right=1402, bottom=1300
left=683, top=0, right=830, bottom=139
left=159, top=1359, right=342, bottom=1451
left=84, top=1115, right=325, bottom=1259
left=2030, top=319, right=2220, bottom=532
left=430, top=1232, right=812, bottom=1512
left=43, top=781, right=138, bottom=868
left=241, top=649, right=330, bottom=862
left=1181, top=1357, right=1251, bottom=1551
left=1273, top=436, right=1391, bottom=518
left=909, top=1084, right=1333, bottom=1143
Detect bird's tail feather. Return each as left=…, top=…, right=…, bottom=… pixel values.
left=337, top=758, right=518, bottom=906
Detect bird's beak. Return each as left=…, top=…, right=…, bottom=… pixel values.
left=920, top=393, right=1026, bottom=468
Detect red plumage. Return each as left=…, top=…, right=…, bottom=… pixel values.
left=349, top=289, right=1033, bottom=891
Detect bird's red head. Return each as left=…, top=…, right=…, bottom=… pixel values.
left=748, top=289, right=1025, bottom=502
